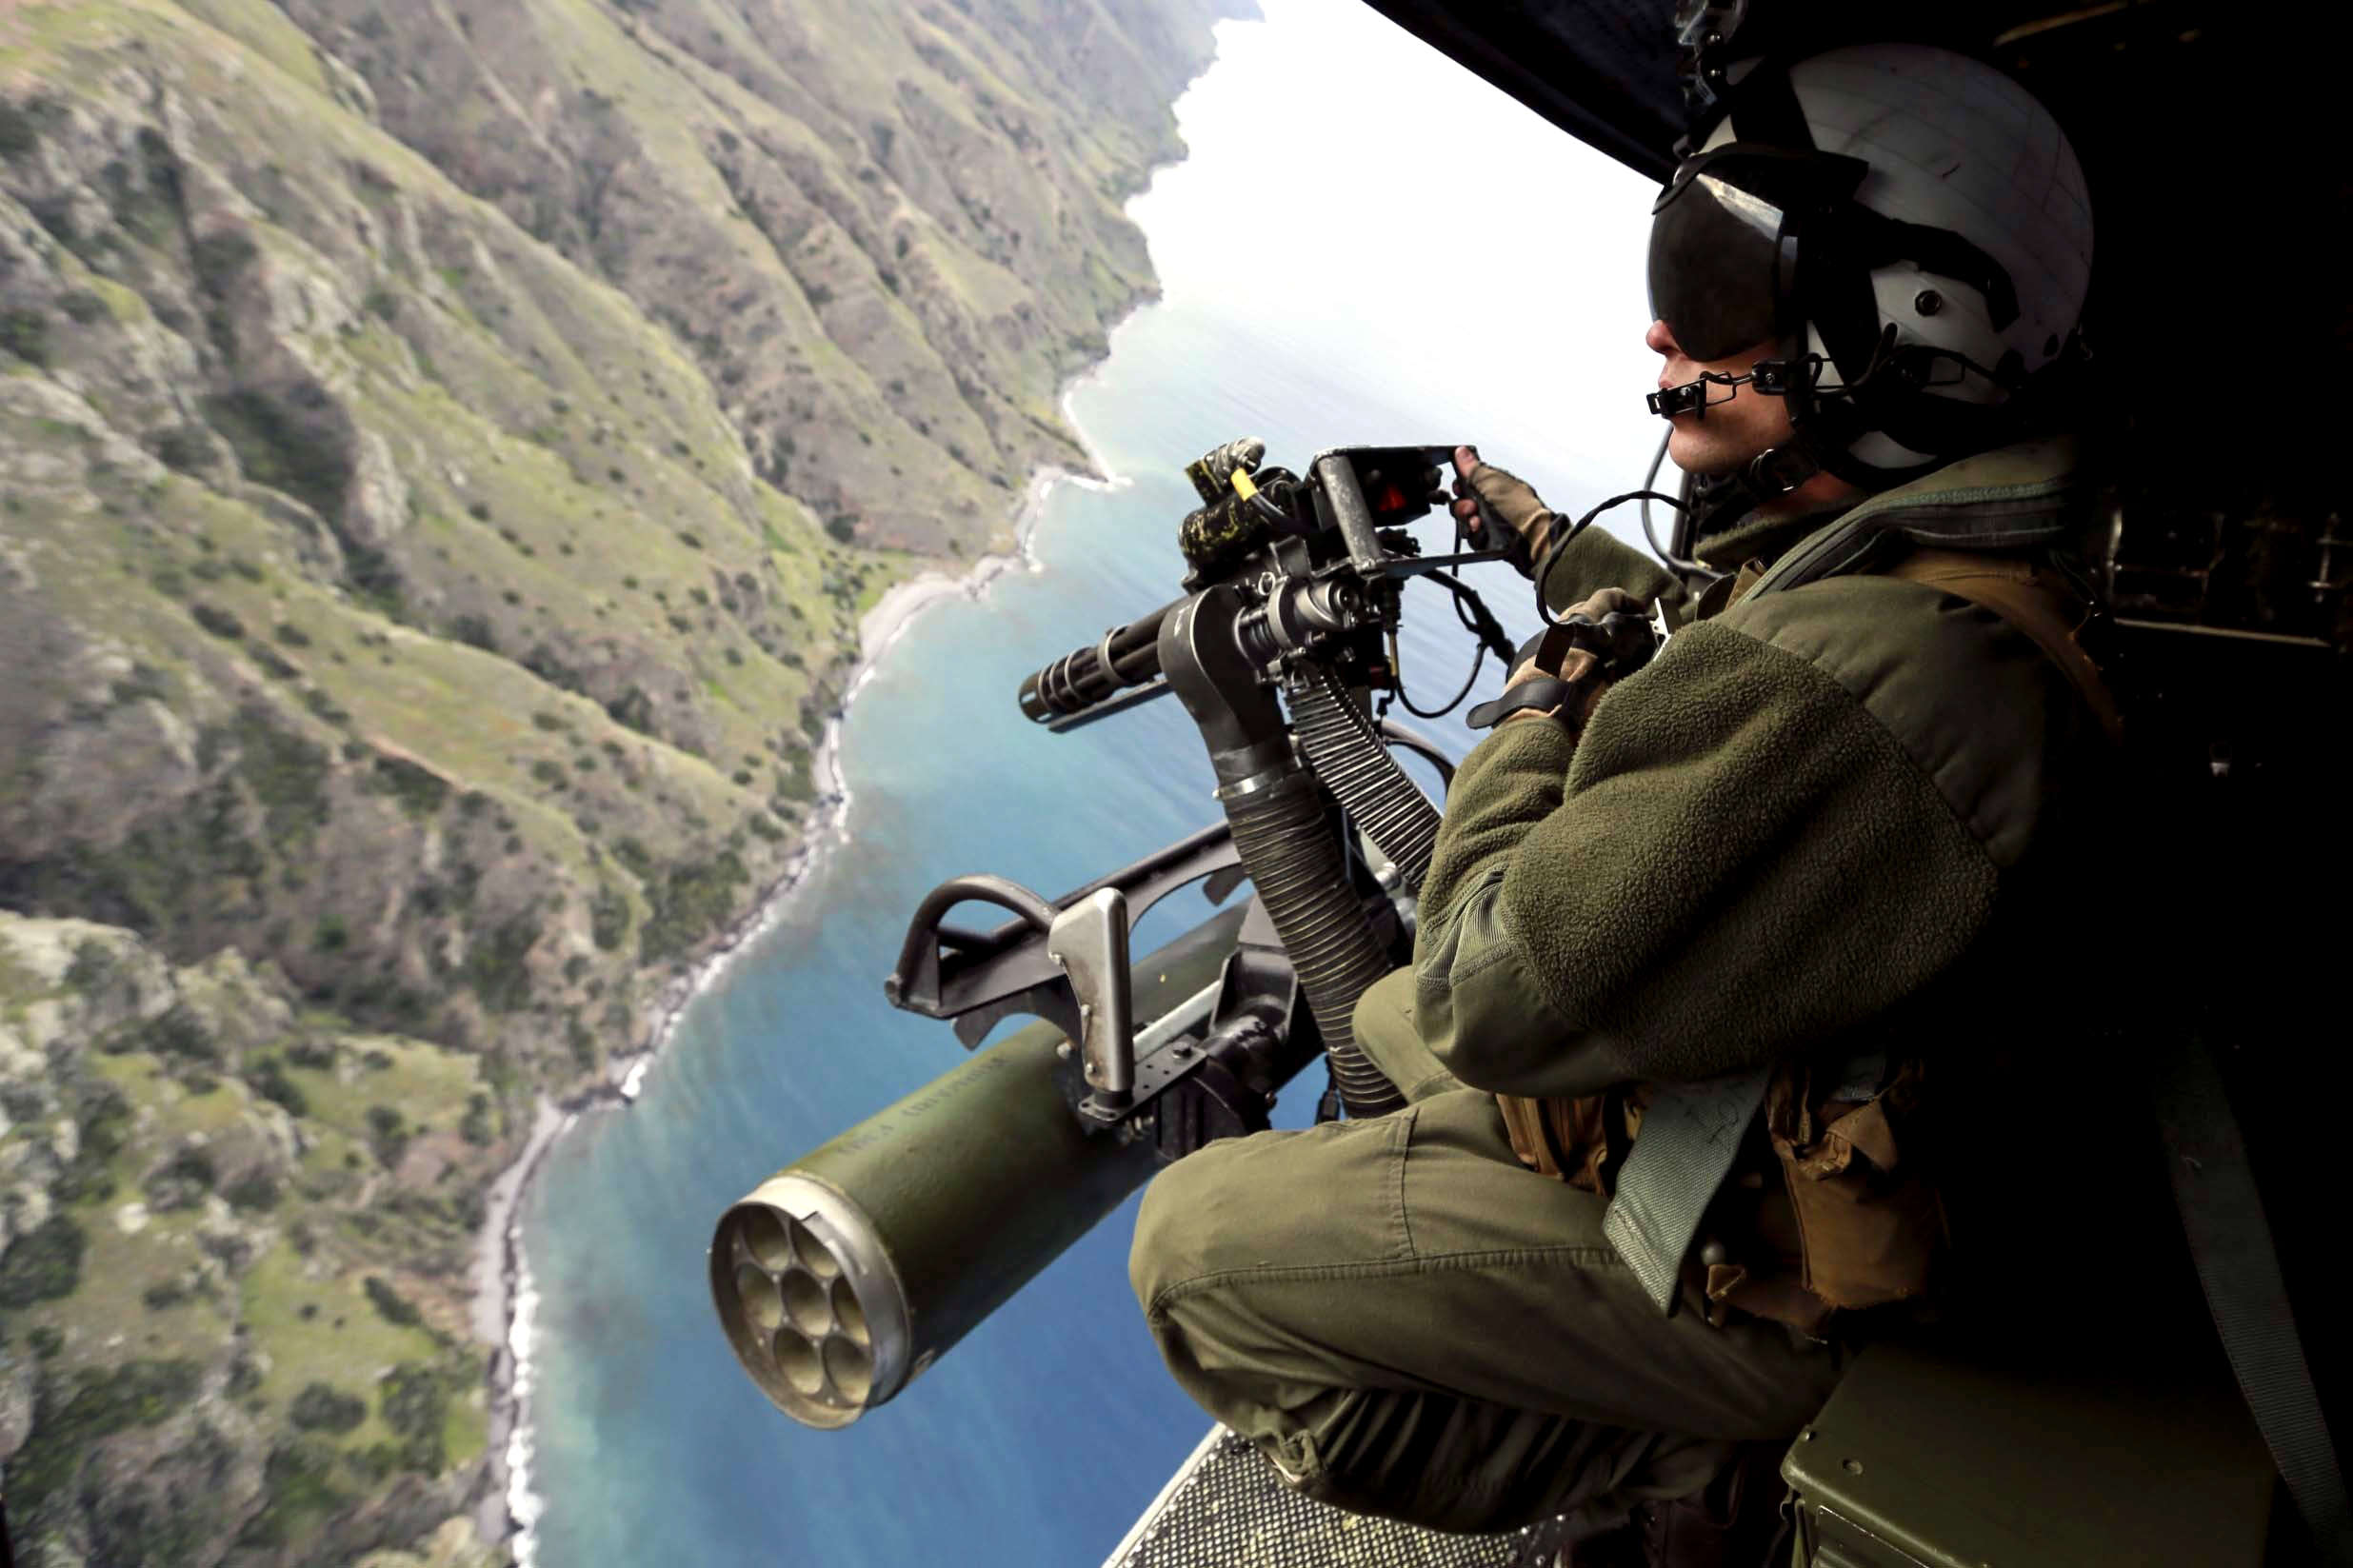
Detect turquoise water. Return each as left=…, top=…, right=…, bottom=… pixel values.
left=517, top=4, right=1660, bottom=1563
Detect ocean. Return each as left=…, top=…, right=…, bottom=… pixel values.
left=513, top=3, right=1662, bottom=1562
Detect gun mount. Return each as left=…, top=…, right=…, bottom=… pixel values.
left=710, top=439, right=1498, bottom=1426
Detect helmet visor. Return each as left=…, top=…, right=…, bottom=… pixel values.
left=1646, top=146, right=1869, bottom=364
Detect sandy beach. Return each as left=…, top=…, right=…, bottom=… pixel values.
left=463, top=450, right=1105, bottom=1561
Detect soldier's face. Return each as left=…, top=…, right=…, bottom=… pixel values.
left=1644, top=321, right=1793, bottom=479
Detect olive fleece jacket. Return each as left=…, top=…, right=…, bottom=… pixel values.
left=1411, top=446, right=2093, bottom=1099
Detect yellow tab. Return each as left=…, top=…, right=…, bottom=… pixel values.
left=1230, top=468, right=1259, bottom=501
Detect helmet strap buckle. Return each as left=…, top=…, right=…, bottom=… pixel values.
left=1744, top=443, right=1821, bottom=499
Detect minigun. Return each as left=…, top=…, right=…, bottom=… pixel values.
left=708, top=439, right=1525, bottom=1430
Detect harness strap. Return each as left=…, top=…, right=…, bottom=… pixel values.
left=1602, top=1067, right=1774, bottom=1317
left=1599, top=544, right=2122, bottom=1321
left=1881, top=548, right=2124, bottom=742
left=2153, top=1031, right=2353, bottom=1564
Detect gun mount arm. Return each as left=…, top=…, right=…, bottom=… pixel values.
left=883, top=822, right=1244, bottom=1051
left=1047, top=890, right=1136, bottom=1114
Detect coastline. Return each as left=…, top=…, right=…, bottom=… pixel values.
left=466, top=431, right=1129, bottom=1563
left=463, top=4, right=1221, bottom=1539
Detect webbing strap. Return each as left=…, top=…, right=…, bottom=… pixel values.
left=1882, top=549, right=2124, bottom=741
left=2153, top=1033, right=2353, bottom=1565
left=1602, top=1066, right=1772, bottom=1315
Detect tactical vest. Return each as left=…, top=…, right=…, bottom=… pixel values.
left=1497, top=542, right=2119, bottom=1337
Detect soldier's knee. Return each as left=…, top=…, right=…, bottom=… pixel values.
left=1128, top=1139, right=1250, bottom=1319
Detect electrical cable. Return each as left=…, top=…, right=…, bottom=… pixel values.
left=1639, top=427, right=1704, bottom=574
left=1386, top=573, right=1490, bottom=720
left=1375, top=492, right=1507, bottom=724
left=1535, top=488, right=1692, bottom=629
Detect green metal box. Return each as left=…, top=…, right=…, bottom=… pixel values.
left=1783, top=1340, right=2274, bottom=1567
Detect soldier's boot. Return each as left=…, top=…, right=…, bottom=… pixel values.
left=1543, top=1515, right=1645, bottom=1568
left=1634, top=1440, right=1791, bottom=1568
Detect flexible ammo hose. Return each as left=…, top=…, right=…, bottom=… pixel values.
left=1220, top=766, right=1406, bottom=1118
left=1286, top=665, right=1443, bottom=895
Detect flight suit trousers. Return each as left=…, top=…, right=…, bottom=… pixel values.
left=1127, top=969, right=1845, bottom=1535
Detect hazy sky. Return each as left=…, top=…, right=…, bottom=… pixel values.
left=1129, top=0, right=1669, bottom=508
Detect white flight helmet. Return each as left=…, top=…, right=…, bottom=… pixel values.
left=1645, top=42, right=2094, bottom=497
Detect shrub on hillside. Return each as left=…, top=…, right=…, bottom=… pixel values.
left=0, top=307, right=50, bottom=367
left=377, top=1363, right=448, bottom=1473
left=289, top=1381, right=366, bottom=1434
left=0, top=1214, right=88, bottom=1307
left=362, top=1274, right=421, bottom=1327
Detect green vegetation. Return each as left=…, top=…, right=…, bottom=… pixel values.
left=362, top=1274, right=420, bottom=1327
left=139, top=1002, right=216, bottom=1061
left=63, top=939, right=117, bottom=999
left=370, top=752, right=450, bottom=817
left=0, top=0, right=1202, bottom=1547
left=2, top=1360, right=202, bottom=1520
left=377, top=1361, right=448, bottom=1472
left=202, top=388, right=351, bottom=522
left=459, top=1091, right=494, bottom=1146
left=144, top=1143, right=219, bottom=1210
left=236, top=1436, right=349, bottom=1549
left=249, top=1054, right=309, bottom=1115
left=364, top=1105, right=408, bottom=1166
left=0, top=99, right=40, bottom=157
left=590, top=881, right=631, bottom=950
left=222, top=703, right=332, bottom=848
left=289, top=1381, right=367, bottom=1434
left=465, top=912, right=541, bottom=1012
left=56, top=1080, right=130, bottom=1201
left=0, top=1214, right=88, bottom=1308
left=226, top=1167, right=282, bottom=1210
left=0, top=306, right=49, bottom=366
left=191, top=601, right=245, bottom=639
left=640, top=849, right=750, bottom=962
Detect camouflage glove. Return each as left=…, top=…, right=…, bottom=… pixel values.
left=1468, top=588, right=1651, bottom=734
left=1448, top=445, right=1563, bottom=578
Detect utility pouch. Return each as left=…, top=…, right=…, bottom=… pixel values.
left=1765, top=1058, right=1944, bottom=1311
left=1496, top=1088, right=1645, bottom=1195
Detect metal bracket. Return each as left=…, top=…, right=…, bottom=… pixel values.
left=1047, top=888, right=1135, bottom=1116
left=882, top=822, right=1243, bottom=1050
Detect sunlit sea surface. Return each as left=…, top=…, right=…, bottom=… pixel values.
left=518, top=4, right=1659, bottom=1562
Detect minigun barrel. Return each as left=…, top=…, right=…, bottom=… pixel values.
left=709, top=904, right=1245, bottom=1429
left=1017, top=598, right=1183, bottom=724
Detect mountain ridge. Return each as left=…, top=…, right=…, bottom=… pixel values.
left=0, top=1, right=1254, bottom=1560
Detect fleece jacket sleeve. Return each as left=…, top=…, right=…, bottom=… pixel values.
left=1410, top=577, right=2068, bottom=1098
left=1533, top=522, right=1692, bottom=624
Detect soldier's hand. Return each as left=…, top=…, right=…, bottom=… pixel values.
left=1450, top=446, right=1562, bottom=578
left=1498, top=588, right=1647, bottom=728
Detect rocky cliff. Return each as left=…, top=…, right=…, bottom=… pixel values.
left=0, top=0, right=1251, bottom=1560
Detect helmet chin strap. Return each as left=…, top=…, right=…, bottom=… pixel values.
left=1684, top=430, right=1825, bottom=543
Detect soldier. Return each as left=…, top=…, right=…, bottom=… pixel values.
left=1128, top=40, right=2117, bottom=1566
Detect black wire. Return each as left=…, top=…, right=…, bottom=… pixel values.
left=1428, top=568, right=1516, bottom=665
left=1534, top=488, right=1691, bottom=628
left=1392, top=641, right=1486, bottom=720
left=1387, top=570, right=1505, bottom=720
left=1637, top=428, right=1685, bottom=570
